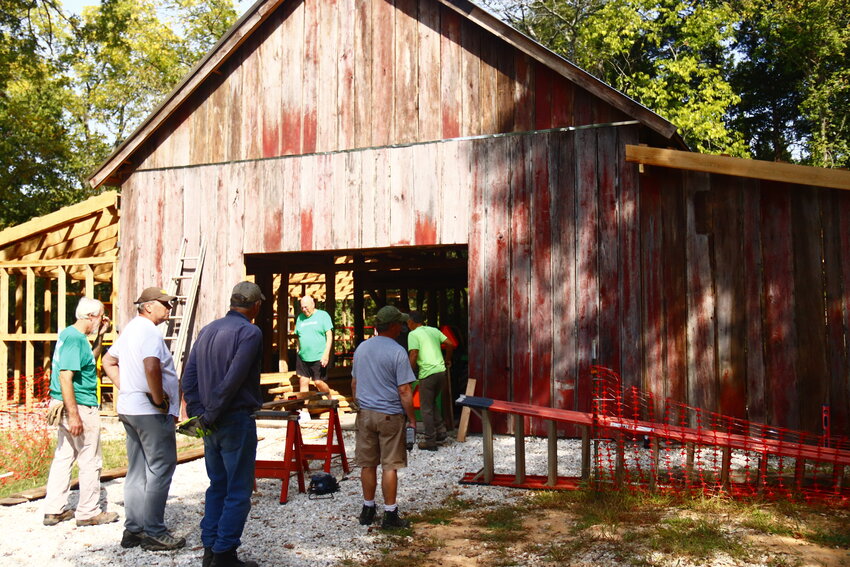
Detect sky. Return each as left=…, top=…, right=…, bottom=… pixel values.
left=61, top=0, right=254, bottom=16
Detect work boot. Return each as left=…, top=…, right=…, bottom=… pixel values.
left=43, top=508, right=74, bottom=526
left=358, top=504, right=376, bottom=525
left=418, top=441, right=438, bottom=451
left=381, top=508, right=410, bottom=530
left=140, top=530, right=186, bottom=551
left=120, top=529, right=144, bottom=548
left=210, top=548, right=258, bottom=567
left=76, top=511, right=119, bottom=526
left=203, top=547, right=213, bottom=567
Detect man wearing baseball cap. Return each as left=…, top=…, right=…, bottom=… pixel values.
left=352, top=305, right=417, bottom=530
left=182, top=281, right=265, bottom=567
left=102, top=286, right=184, bottom=551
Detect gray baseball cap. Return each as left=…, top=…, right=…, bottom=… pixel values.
left=375, top=305, right=409, bottom=325
left=231, top=281, right=266, bottom=306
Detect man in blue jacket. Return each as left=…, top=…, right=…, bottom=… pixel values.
left=182, top=281, right=265, bottom=567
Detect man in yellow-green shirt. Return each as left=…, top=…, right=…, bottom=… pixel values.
left=406, top=311, right=454, bottom=451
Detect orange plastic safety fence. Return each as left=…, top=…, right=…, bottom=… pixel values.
left=1, top=369, right=52, bottom=488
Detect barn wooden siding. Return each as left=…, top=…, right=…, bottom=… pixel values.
left=132, top=0, right=627, bottom=172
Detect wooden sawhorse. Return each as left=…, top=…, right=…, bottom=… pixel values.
left=254, top=410, right=307, bottom=504
left=299, top=398, right=350, bottom=475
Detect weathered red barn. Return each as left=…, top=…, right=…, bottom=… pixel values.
left=89, top=0, right=850, bottom=435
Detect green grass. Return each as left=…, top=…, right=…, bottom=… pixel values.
left=649, top=516, right=748, bottom=559
left=0, top=430, right=203, bottom=499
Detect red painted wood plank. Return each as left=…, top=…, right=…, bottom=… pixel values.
left=417, top=0, right=441, bottom=140
left=241, top=34, right=263, bottom=159
left=835, top=192, right=850, bottom=434
left=550, top=131, right=578, bottom=434
left=478, top=34, right=498, bottom=134
left=299, top=154, right=317, bottom=251
left=371, top=0, right=394, bottom=146
left=354, top=0, right=373, bottom=147
left=440, top=8, right=462, bottom=139
left=412, top=143, right=439, bottom=245
left=316, top=0, right=339, bottom=152
left=575, top=128, right=598, bottom=415
left=486, top=137, right=511, bottom=433
left=823, top=190, right=849, bottom=435
left=337, top=0, right=355, bottom=149
left=282, top=155, right=301, bottom=251
left=302, top=0, right=319, bottom=153
left=495, top=43, right=515, bottom=133
left=372, top=149, right=391, bottom=246
left=459, top=19, right=480, bottom=137
left=530, top=133, right=553, bottom=435
left=713, top=178, right=747, bottom=420
left=572, top=86, right=593, bottom=125
left=280, top=0, right=304, bottom=155
left=661, top=171, right=687, bottom=406
left=389, top=145, right=414, bottom=246
left=329, top=152, right=349, bottom=246
left=513, top=53, right=533, bottom=132
left=760, top=182, right=798, bottom=429
left=533, top=63, right=553, bottom=130
left=313, top=153, right=335, bottom=249
left=509, top=136, right=531, bottom=413
left=640, top=169, right=665, bottom=414
left=343, top=152, right=363, bottom=248
left=617, top=126, right=642, bottom=392
left=791, top=189, right=828, bottom=433
left=596, top=127, right=621, bottom=379
left=394, top=0, right=418, bottom=144
left=685, top=172, right=716, bottom=415
left=437, top=139, right=470, bottom=244
left=743, top=184, right=765, bottom=424
left=260, top=11, right=282, bottom=158
left=550, top=74, right=574, bottom=127
left=225, top=50, right=244, bottom=162
left=242, top=160, right=266, bottom=253
left=468, top=138, right=487, bottom=393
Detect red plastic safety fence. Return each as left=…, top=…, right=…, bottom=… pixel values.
left=590, top=366, right=850, bottom=504
left=1, top=369, right=52, bottom=489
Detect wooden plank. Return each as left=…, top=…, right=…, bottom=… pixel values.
left=835, top=193, right=850, bottom=434
left=596, top=128, right=621, bottom=376
left=459, top=19, right=481, bottom=136
left=302, top=0, right=319, bottom=153
left=371, top=0, right=394, bottom=146
left=550, top=71, right=574, bottom=127
left=551, top=131, right=577, bottom=432
left=418, top=0, right=441, bottom=140
left=456, top=377, right=477, bottom=441
left=626, top=145, right=850, bottom=192
left=316, top=0, right=340, bottom=152
left=353, top=0, right=373, bottom=147
left=743, top=183, right=766, bottom=424
left=282, top=157, right=301, bottom=251
left=389, top=145, right=415, bottom=246
left=485, top=138, right=510, bottom=433
left=373, top=149, right=392, bottom=246
left=760, top=182, right=798, bottom=429
left=823, top=190, right=848, bottom=435
left=574, top=128, right=598, bottom=414
left=223, top=47, right=243, bottom=163
left=685, top=172, right=716, bottom=416
left=299, top=155, right=317, bottom=251
left=314, top=153, right=335, bottom=249
left=495, top=42, right=515, bottom=133
left=513, top=53, right=533, bottom=132
left=0, top=207, right=118, bottom=261
left=25, top=267, right=34, bottom=406
left=394, top=0, right=418, bottom=144
left=617, top=126, right=642, bottom=391
left=337, top=0, right=355, bottom=149
left=280, top=0, right=304, bottom=155
left=791, top=189, right=828, bottom=433
left=533, top=63, right=553, bottom=130
left=477, top=31, right=498, bottom=134
left=509, top=135, right=531, bottom=416
left=641, top=169, right=665, bottom=405
left=662, top=171, right=687, bottom=406
left=714, top=177, right=747, bottom=419
left=530, top=133, right=553, bottom=435
left=0, top=269, right=7, bottom=409
left=412, top=143, right=439, bottom=245
left=344, top=151, right=363, bottom=249
left=440, top=8, right=462, bottom=138
left=468, top=138, right=486, bottom=400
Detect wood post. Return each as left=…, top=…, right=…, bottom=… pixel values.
left=547, top=420, right=558, bottom=486
left=0, top=269, right=7, bottom=409
left=581, top=425, right=591, bottom=480
left=456, top=377, right=477, bottom=442
left=513, top=413, right=525, bottom=485
left=482, top=408, right=494, bottom=483
left=277, top=272, right=290, bottom=372
left=25, top=268, right=35, bottom=408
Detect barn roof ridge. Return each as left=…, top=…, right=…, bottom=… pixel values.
left=87, top=0, right=684, bottom=188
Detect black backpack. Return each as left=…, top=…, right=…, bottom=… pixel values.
left=308, top=472, right=340, bottom=499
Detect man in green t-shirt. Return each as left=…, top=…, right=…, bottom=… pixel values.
left=43, top=296, right=118, bottom=527
left=294, top=296, right=334, bottom=405
left=406, top=311, right=454, bottom=451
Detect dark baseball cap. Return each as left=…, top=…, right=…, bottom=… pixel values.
left=134, top=287, right=177, bottom=305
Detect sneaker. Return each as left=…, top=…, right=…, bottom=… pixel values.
left=120, top=529, right=144, bottom=548
left=140, top=531, right=186, bottom=551
left=76, top=511, right=119, bottom=526
left=210, top=548, right=258, bottom=567
left=418, top=441, right=438, bottom=451
left=203, top=547, right=213, bottom=567
left=43, top=508, right=74, bottom=526
left=358, top=504, right=376, bottom=525
left=381, top=508, right=410, bottom=530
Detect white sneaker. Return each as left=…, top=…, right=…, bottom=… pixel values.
left=299, top=409, right=310, bottom=422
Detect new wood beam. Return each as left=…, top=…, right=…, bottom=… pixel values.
left=625, top=145, right=850, bottom=191
left=0, top=191, right=118, bottom=247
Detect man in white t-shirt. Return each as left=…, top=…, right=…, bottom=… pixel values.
left=102, top=287, right=185, bottom=552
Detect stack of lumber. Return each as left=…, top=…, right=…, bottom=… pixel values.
left=260, top=368, right=354, bottom=414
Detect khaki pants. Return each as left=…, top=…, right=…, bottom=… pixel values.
left=43, top=401, right=103, bottom=520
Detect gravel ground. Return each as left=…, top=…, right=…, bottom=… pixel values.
left=0, top=416, right=564, bottom=567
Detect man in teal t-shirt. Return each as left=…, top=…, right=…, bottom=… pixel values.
left=294, top=296, right=334, bottom=399
left=43, top=296, right=118, bottom=527
left=406, top=310, right=454, bottom=451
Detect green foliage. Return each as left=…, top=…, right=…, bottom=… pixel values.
left=486, top=0, right=849, bottom=165
left=0, top=0, right=239, bottom=229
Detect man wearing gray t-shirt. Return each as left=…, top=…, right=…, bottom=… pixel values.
left=352, top=305, right=416, bottom=530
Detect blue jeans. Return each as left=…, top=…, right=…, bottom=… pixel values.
left=119, top=413, right=177, bottom=536
left=201, top=411, right=258, bottom=553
